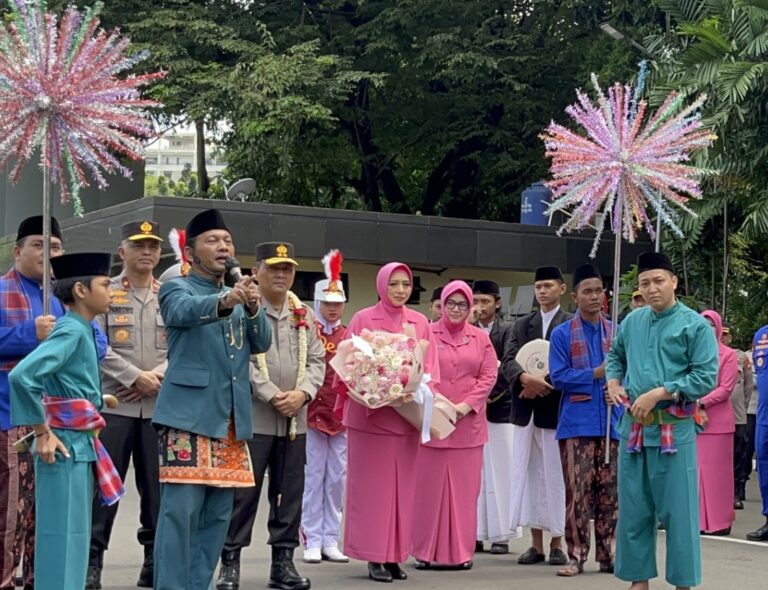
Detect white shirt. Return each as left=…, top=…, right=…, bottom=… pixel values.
left=540, top=306, right=560, bottom=339
left=479, top=320, right=494, bottom=334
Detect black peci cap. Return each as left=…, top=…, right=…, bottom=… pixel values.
left=16, top=216, right=62, bottom=241
left=430, top=287, right=443, bottom=302
left=534, top=266, right=563, bottom=282
left=472, top=280, right=500, bottom=296
left=572, top=264, right=602, bottom=289
left=637, top=251, right=675, bottom=274
left=185, top=209, right=229, bottom=239
left=51, top=252, right=111, bottom=280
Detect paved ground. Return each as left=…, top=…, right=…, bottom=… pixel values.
left=100, top=470, right=768, bottom=589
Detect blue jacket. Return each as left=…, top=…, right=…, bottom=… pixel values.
left=152, top=273, right=271, bottom=440
left=1, top=268, right=107, bottom=430
left=550, top=315, right=622, bottom=440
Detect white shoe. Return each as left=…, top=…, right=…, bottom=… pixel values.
left=303, top=547, right=322, bottom=563
left=321, top=545, right=349, bottom=563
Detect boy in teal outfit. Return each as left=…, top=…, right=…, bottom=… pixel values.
left=606, top=252, right=718, bottom=590
left=9, top=252, right=123, bottom=590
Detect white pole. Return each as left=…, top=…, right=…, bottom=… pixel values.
left=42, top=165, right=51, bottom=314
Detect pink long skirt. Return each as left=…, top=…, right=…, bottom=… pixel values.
left=697, top=432, right=735, bottom=533
left=411, top=445, right=483, bottom=565
left=343, top=428, right=419, bottom=563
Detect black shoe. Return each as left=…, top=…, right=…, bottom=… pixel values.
left=269, top=547, right=311, bottom=590
left=735, top=498, right=744, bottom=510
left=414, top=560, right=430, bottom=570
left=474, top=541, right=484, bottom=553
left=517, top=547, right=546, bottom=565
left=489, top=542, right=509, bottom=555
left=216, top=550, right=241, bottom=590
left=746, top=519, right=768, bottom=542
left=702, top=527, right=731, bottom=536
left=458, top=560, right=473, bottom=570
left=368, top=562, right=393, bottom=583
left=384, top=563, right=407, bottom=580
left=85, top=565, right=102, bottom=590
left=548, top=548, right=568, bottom=566
left=137, top=547, right=153, bottom=587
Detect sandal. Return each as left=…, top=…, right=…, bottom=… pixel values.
left=556, top=560, right=584, bottom=577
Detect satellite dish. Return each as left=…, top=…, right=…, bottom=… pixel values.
left=225, top=178, right=256, bottom=202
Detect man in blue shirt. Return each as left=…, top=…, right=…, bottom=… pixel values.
left=550, top=263, right=621, bottom=577
left=747, top=326, right=768, bottom=541
left=0, top=216, right=107, bottom=590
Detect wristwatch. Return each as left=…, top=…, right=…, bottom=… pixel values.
left=218, top=291, right=232, bottom=309
left=670, top=391, right=681, bottom=404
left=303, top=391, right=312, bottom=406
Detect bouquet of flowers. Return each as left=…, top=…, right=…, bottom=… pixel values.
left=331, top=329, right=423, bottom=408
left=331, top=327, right=456, bottom=441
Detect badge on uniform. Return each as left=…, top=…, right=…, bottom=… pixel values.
left=114, top=329, right=130, bottom=343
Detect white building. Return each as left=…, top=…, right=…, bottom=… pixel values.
left=144, top=129, right=226, bottom=182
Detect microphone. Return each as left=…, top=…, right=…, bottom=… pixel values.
left=225, top=257, right=243, bottom=286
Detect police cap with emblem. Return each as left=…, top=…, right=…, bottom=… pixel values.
left=122, top=220, right=163, bottom=242
left=51, top=252, right=112, bottom=279
left=256, top=242, right=299, bottom=266
left=16, top=216, right=62, bottom=241
left=185, top=208, right=230, bottom=239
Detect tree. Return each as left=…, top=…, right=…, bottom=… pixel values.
left=223, top=0, right=659, bottom=217
left=647, top=0, right=768, bottom=331
left=50, top=0, right=275, bottom=196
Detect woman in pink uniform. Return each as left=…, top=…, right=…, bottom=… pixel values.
left=411, top=280, right=497, bottom=570
left=338, top=262, right=440, bottom=583
left=698, top=310, right=739, bottom=535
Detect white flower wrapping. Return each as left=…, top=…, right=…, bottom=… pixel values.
left=330, top=326, right=456, bottom=441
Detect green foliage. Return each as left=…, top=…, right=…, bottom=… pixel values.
left=221, top=0, right=660, bottom=216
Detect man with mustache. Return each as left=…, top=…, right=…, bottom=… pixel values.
left=217, top=242, right=325, bottom=590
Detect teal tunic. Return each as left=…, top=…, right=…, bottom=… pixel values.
left=151, top=273, right=271, bottom=590
left=152, top=272, right=271, bottom=440
left=606, top=302, right=718, bottom=587
left=8, top=311, right=103, bottom=590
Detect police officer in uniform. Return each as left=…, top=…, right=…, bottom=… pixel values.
left=86, top=221, right=167, bottom=589
left=217, top=242, right=325, bottom=590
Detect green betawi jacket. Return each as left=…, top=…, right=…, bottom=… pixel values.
left=152, top=272, right=272, bottom=440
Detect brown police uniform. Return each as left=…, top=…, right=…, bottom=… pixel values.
left=89, top=221, right=166, bottom=581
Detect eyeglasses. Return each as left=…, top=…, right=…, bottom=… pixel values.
left=445, top=300, right=469, bottom=311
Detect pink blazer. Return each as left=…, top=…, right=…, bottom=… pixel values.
left=701, top=343, right=738, bottom=435
left=340, top=303, right=441, bottom=436
left=426, top=322, right=497, bottom=449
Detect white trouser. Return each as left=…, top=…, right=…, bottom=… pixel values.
left=477, top=422, right=523, bottom=542
left=301, top=428, right=347, bottom=549
left=508, top=420, right=566, bottom=536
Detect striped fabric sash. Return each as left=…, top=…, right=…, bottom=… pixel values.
left=624, top=401, right=701, bottom=455
left=43, top=397, right=125, bottom=506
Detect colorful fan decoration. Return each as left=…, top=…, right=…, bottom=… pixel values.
left=0, top=0, right=164, bottom=214
left=540, top=61, right=715, bottom=258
